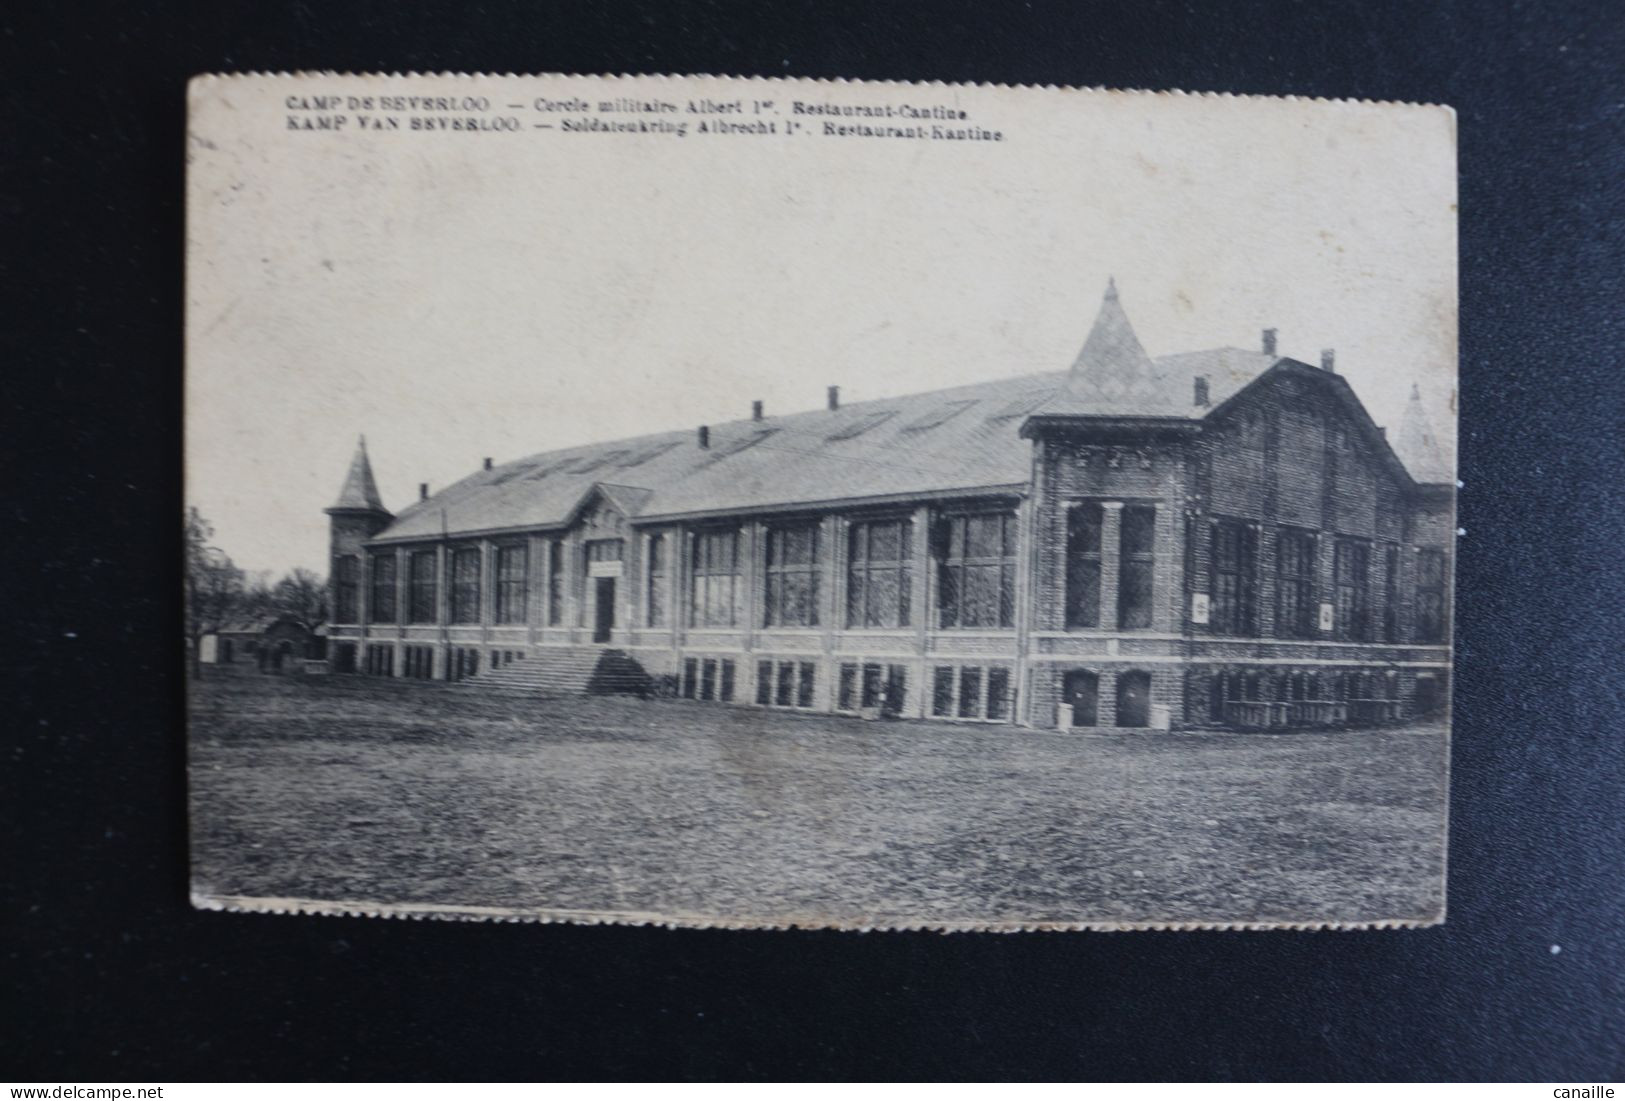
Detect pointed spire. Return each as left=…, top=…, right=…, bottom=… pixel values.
left=1065, top=278, right=1167, bottom=406
left=1397, top=385, right=1451, bottom=483
left=328, top=435, right=389, bottom=513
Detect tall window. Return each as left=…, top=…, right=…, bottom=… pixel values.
left=334, top=555, right=360, bottom=623
left=1333, top=538, right=1371, bottom=641
left=547, top=539, right=564, bottom=626
left=1416, top=549, right=1447, bottom=643
left=586, top=538, right=623, bottom=564
left=408, top=550, right=438, bottom=624
left=646, top=533, right=668, bottom=627
left=1065, top=503, right=1103, bottom=628
left=368, top=552, right=396, bottom=624
left=935, top=511, right=1017, bottom=629
left=1383, top=544, right=1400, bottom=642
left=450, top=547, right=482, bottom=624
left=690, top=528, right=741, bottom=627
left=1276, top=529, right=1317, bottom=639
left=846, top=517, right=912, bottom=628
left=764, top=522, right=820, bottom=628
left=1118, top=505, right=1156, bottom=629
left=495, top=543, right=528, bottom=624
left=1209, top=519, right=1258, bottom=636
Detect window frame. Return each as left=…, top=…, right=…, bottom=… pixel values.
left=494, top=542, right=528, bottom=624
left=1117, top=504, right=1157, bottom=630
left=689, top=527, right=742, bottom=628
left=1416, top=547, right=1448, bottom=643
left=645, top=532, right=668, bottom=628
left=368, top=551, right=397, bottom=625
left=1333, top=537, right=1372, bottom=642
left=763, top=521, right=821, bottom=629
left=845, top=516, right=913, bottom=629
left=1064, top=502, right=1104, bottom=629
left=449, top=546, right=482, bottom=625
left=934, top=509, right=1017, bottom=630
left=546, top=538, right=565, bottom=626
left=1209, top=518, right=1258, bottom=637
left=407, top=550, right=438, bottom=625
left=333, top=554, right=361, bottom=624
left=1275, top=528, right=1318, bottom=639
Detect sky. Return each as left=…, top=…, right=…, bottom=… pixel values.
left=187, top=76, right=1457, bottom=577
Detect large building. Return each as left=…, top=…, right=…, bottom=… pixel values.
left=325, top=284, right=1454, bottom=730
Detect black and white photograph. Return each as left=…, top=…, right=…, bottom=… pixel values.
left=185, top=73, right=1457, bottom=931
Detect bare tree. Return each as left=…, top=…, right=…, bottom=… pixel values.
left=271, top=567, right=327, bottom=625
left=184, top=507, right=245, bottom=672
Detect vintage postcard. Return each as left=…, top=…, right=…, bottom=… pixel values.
left=186, top=73, right=1457, bottom=930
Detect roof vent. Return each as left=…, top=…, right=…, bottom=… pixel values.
left=1262, top=328, right=1278, bottom=357
left=1194, top=376, right=1210, bottom=407
left=1321, top=348, right=1336, bottom=373
left=419, top=482, right=429, bottom=501
left=483, top=457, right=493, bottom=470
left=752, top=400, right=764, bottom=422
left=827, top=385, right=840, bottom=411
left=697, top=425, right=710, bottom=449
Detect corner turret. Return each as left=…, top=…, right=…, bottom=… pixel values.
left=325, top=436, right=393, bottom=623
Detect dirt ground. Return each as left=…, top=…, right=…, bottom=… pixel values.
left=188, top=667, right=1449, bottom=929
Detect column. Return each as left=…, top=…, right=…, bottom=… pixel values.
left=526, top=534, right=545, bottom=647
left=1100, top=501, right=1124, bottom=629
left=742, top=520, right=762, bottom=651
left=480, top=538, right=495, bottom=642
left=357, top=551, right=370, bottom=643
left=674, top=524, right=690, bottom=646
left=434, top=543, right=450, bottom=678
left=394, top=547, right=406, bottom=646
left=1316, top=531, right=1337, bottom=638
left=819, top=515, right=841, bottom=712
left=564, top=530, right=581, bottom=642
left=621, top=528, right=640, bottom=643
left=910, top=505, right=931, bottom=718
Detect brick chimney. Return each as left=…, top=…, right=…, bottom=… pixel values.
left=1194, top=375, right=1210, bottom=407
left=419, top=482, right=429, bottom=501
left=698, top=425, right=710, bottom=449
left=827, top=385, right=840, bottom=411
left=751, top=400, right=764, bottom=422
left=483, top=456, right=493, bottom=470
left=1262, top=328, right=1278, bottom=357
left=1321, top=349, right=1336, bottom=373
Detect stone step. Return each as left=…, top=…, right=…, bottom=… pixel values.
left=462, top=646, right=651, bottom=698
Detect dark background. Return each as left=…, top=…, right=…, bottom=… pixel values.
left=6, top=0, right=1624, bottom=1082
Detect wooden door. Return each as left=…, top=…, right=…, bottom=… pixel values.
left=1064, top=670, right=1099, bottom=728
left=593, top=577, right=616, bottom=643
left=1116, top=670, right=1151, bottom=728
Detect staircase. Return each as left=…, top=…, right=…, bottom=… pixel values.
left=463, top=645, right=652, bottom=698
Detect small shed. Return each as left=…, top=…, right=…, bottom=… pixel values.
left=256, top=616, right=318, bottom=673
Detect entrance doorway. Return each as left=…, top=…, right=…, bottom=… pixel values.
left=1415, top=674, right=1444, bottom=717
left=1116, top=670, right=1151, bottom=728
left=593, top=576, right=616, bottom=643
left=1063, top=670, right=1099, bottom=728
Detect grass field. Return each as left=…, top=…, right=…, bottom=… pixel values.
left=188, top=667, right=1449, bottom=929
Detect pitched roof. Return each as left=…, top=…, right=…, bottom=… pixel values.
left=1058, top=279, right=1178, bottom=412
left=1033, top=285, right=1276, bottom=419
left=328, top=436, right=389, bottom=514
left=368, top=288, right=1430, bottom=541
left=1396, top=383, right=1453, bottom=483
left=373, top=370, right=1062, bottom=542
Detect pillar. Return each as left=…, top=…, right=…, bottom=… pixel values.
left=1100, top=501, right=1124, bottom=629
